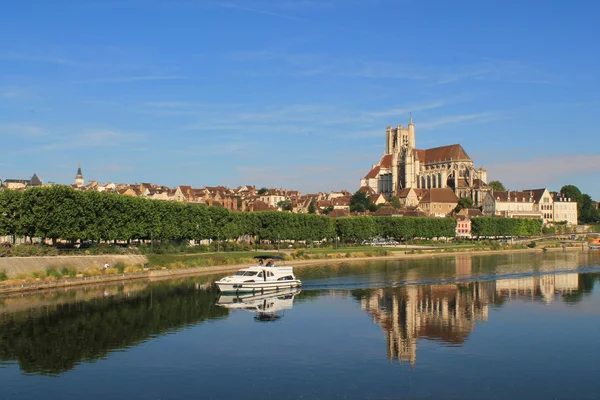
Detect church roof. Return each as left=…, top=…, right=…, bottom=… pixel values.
left=29, top=173, right=42, bottom=186
left=415, top=144, right=471, bottom=164
left=419, top=188, right=459, bottom=203
left=379, top=154, right=393, bottom=168
left=364, top=165, right=380, bottom=179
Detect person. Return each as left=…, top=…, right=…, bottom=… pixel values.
left=258, top=259, right=264, bottom=266
left=266, top=260, right=273, bottom=267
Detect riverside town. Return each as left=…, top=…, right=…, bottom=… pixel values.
left=2, top=1, right=600, bottom=398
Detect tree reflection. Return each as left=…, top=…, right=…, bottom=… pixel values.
left=0, top=281, right=227, bottom=375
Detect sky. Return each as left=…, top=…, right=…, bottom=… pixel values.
left=1, top=0, right=599, bottom=199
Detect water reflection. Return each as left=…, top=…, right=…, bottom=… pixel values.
left=217, top=288, right=301, bottom=322
left=356, top=271, right=600, bottom=367
left=1, top=252, right=599, bottom=378
left=0, top=276, right=227, bottom=376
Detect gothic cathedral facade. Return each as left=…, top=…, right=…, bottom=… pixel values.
left=360, top=119, right=491, bottom=205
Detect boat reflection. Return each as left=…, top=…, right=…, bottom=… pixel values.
left=217, top=288, right=301, bottom=322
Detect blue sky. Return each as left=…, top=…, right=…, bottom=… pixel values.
left=1, top=0, right=599, bottom=199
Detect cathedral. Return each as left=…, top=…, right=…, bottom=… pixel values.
left=360, top=119, right=490, bottom=205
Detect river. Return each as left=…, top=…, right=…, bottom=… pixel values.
left=1, top=250, right=599, bottom=399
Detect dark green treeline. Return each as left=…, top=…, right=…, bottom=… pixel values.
left=0, top=186, right=459, bottom=243
left=0, top=186, right=542, bottom=243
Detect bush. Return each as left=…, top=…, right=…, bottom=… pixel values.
left=13, top=245, right=58, bottom=257
left=0, top=270, right=7, bottom=281
left=526, top=241, right=537, bottom=248
left=60, top=267, right=77, bottom=278
left=45, top=267, right=62, bottom=279
left=0, top=243, right=13, bottom=257
left=113, top=262, right=126, bottom=273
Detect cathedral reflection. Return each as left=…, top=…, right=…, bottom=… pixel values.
left=360, top=269, right=582, bottom=367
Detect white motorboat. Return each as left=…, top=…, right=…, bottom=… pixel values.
left=215, top=255, right=302, bottom=293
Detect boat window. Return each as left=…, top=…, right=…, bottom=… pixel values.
left=257, top=272, right=263, bottom=278
left=243, top=271, right=258, bottom=276
left=278, top=275, right=293, bottom=281
left=235, top=271, right=245, bottom=276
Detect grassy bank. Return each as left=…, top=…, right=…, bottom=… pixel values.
left=0, top=238, right=581, bottom=291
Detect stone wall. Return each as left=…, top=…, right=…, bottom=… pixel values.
left=0, top=255, right=149, bottom=278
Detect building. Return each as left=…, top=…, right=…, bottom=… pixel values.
left=417, top=188, right=459, bottom=217
left=552, top=193, right=578, bottom=226
left=455, top=208, right=484, bottom=237
left=75, top=165, right=84, bottom=187
left=482, top=188, right=578, bottom=225
left=360, top=119, right=490, bottom=205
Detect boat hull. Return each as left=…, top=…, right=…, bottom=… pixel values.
left=216, top=280, right=302, bottom=293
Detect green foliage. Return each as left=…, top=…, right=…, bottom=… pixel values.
left=45, top=267, right=62, bottom=279
left=321, top=205, right=335, bottom=215
left=113, top=262, right=126, bottom=273
left=13, top=245, right=58, bottom=257
left=257, top=187, right=268, bottom=195
left=388, top=196, right=401, bottom=209
left=471, top=217, right=542, bottom=237
left=454, top=197, right=474, bottom=213
left=60, top=267, right=77, bottom=278
left=488, top=181, right=506, bottom=192
left=308, top=200, right=317, bottom=214
left=0, top=270, right=7, bottom=281
left=276, top=200, right=293, bottom=211
left=350, top=190, right=373, bottom=213
left=560, top=185, right=599, bottom=223
left=375, top=216, right=456, bottom=240
left=0, top=244, right=12, bottom=257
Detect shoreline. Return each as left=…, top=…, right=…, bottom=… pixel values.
left=0, top=246, right=590, bottom=296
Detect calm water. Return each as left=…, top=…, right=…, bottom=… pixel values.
left=1, top=251, right=600, bottom=400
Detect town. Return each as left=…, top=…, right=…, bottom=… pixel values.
left=1, top=119, right=598, bottom=240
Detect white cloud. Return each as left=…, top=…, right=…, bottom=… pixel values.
left=419, top=112, right=502, bottom=130
left=72, top=75, right=187, bottom=84
left=0, top=124, right=47, bottom=138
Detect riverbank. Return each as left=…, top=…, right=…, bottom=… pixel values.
left=0, top=246, right=591, bottom=295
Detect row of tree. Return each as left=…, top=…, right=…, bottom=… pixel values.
left=471, top=217, right=543, bottom=237
left=0, top=186, right=549, bottom=245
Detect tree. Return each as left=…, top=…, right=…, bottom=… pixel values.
left=488, top=181, right=506, bottom=192
left=321, top=204, right=335, bottom=215
left=308, top=199, right=317, bottom=214
left=454, top=197, right=474, bottom=213
left=350, top=190, right=372, bottom=213
left=277, top=200, right=293, bottom=211
left=257, top=187, right=268, bottom=195
left=388, top=196, right=401, bottom=209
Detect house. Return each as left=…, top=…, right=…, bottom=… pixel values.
left=259, top=189, right=288, bottom=209
left=552, top=192, right=578, bottom=226
left=396, top=187, right=425, bottom=207
left=327, top=209, right=349, bottom=218
left=482, top=190, right=543, bottom=220
left=369, top=193, right=387, bottom=206
left=418, top=188, right=459, bottom=217
left=455, top=209, right=484, bottom=237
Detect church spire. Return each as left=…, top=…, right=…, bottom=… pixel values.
left=408, top=112, right=414, bottom=126
left=75, top=163, right=84, bottom=187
